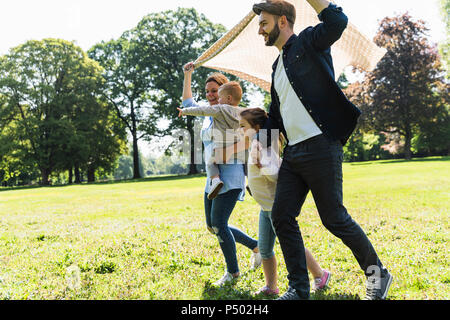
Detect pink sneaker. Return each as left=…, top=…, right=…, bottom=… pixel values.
left=313, top=270, right=331, bottom=291
left=256, top=286, right=280, bottom=297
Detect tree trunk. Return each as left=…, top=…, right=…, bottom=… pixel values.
left=68, top=167, right=73, bottom=184
left=130, top=102, right=142, bottom=180
left=132, top=131, right=141, bottom=179
left=87, top=166, right=95, bottom=183
left=41, top=168, right=51, bottom=186
left=187, top=118, right=198, bottom=175
left=74, top=164, right=81, bottom=184
left=189, top=163, right=198, bottom=175
left=404, top=127, right=412, bottom=160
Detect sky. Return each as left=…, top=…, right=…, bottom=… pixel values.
left=0, top=0, right=446, bottom=56
left=0, top=0, right=446, bottom=157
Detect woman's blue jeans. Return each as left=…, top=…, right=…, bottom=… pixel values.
left=204, top=189, right=258, bottom=274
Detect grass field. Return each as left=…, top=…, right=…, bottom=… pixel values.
left=0, top=157, right=448, bottom=300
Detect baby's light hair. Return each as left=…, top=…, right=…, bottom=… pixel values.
left=218, top=81, right=243, bottom=104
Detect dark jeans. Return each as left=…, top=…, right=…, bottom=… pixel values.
left=204, top=189, right=258, bottom=274
left=272, top=134, right=385, bottom=299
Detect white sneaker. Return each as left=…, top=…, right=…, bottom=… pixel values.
left=213, top=271, right=239, bottom=287
left=207, top=178, right=224, bottom=200
left=250, top=251, right=262, bottom=270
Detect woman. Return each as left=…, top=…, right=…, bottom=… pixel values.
left=181, top=62, right=261, bottom=286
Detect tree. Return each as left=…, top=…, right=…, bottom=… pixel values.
left=130, top=8, right=228, bottom=174
left=411, top=81, right=450, bottom=155
left=439, top=0, right=449, bottom=78
left=342, top=78, right=391, bottom=161
left=356, top=14, right=448, bottom=160
left=88, top=36, right=160, bottom=180
left=0, top=39, right=122, bottom=185
left=113, top=155, right=134, bottom=180
left=70, top=99, right=127, bottom=183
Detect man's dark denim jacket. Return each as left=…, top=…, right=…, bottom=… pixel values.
left=262, top=4, right=361, bottom=146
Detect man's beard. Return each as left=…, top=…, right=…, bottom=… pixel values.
left=265, top=23, right=280, bottom=47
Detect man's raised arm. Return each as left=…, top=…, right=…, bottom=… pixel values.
left=306, top=0, right=330, bottom=14
left=306, top=0, right=348, bottom=51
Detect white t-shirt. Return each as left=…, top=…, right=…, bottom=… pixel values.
left=274, top=50, right=322, bottom=146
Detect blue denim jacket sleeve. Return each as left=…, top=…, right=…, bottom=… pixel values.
left=182, top=97, right=196, bottom=108
left=310, top=3, right=348, bottom=51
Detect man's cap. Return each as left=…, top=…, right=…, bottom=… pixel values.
left=252, top=0, right=296, bottom=24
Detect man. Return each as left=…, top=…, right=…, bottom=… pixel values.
left=252, top=0, right=393, bottom=300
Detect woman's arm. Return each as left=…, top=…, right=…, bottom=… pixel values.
left=182, top=62, right=195, bottom=101
left=215, top=135, right=251, bottom=164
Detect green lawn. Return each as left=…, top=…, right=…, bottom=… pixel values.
left=0, top=157, right=448, bottom=300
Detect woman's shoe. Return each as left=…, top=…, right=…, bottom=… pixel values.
left=250, top=251, right=262, bottom=270
left=213, top=271, right=239, bottom=287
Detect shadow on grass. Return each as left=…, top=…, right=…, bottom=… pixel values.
left=0, top=184, right=43, bottom=193
left=348, top=156, right=449, bottom=166
left=311, top=289, right=361, bottom=300
left=0, top=173, right=207, bottom=193
left=3, top=156, right=448, bottom=192
left=201, top=281, right=361, bottom=301
left=87, top=173, right=206, bottom=186
left=201, top=281, right=256, bottom=300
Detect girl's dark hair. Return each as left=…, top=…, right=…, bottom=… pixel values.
left=240, top=108, right=268, bottom=130
left=240, top=107, right=286, bottom=154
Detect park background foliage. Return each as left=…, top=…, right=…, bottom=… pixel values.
left=0, top=6, right=448, bottom=187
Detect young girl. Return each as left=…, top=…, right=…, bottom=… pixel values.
left=240, top=108, right=331, bottom=296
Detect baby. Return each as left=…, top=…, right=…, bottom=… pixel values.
left=178, top=81, right=245, bottom=199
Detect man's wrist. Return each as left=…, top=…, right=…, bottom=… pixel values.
left=306, top=0, right=330, bottom=14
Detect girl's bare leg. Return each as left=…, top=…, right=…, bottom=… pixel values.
left=262, top=255, right=278, bottom=290
left=305, top=248, right=324, bottom=279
